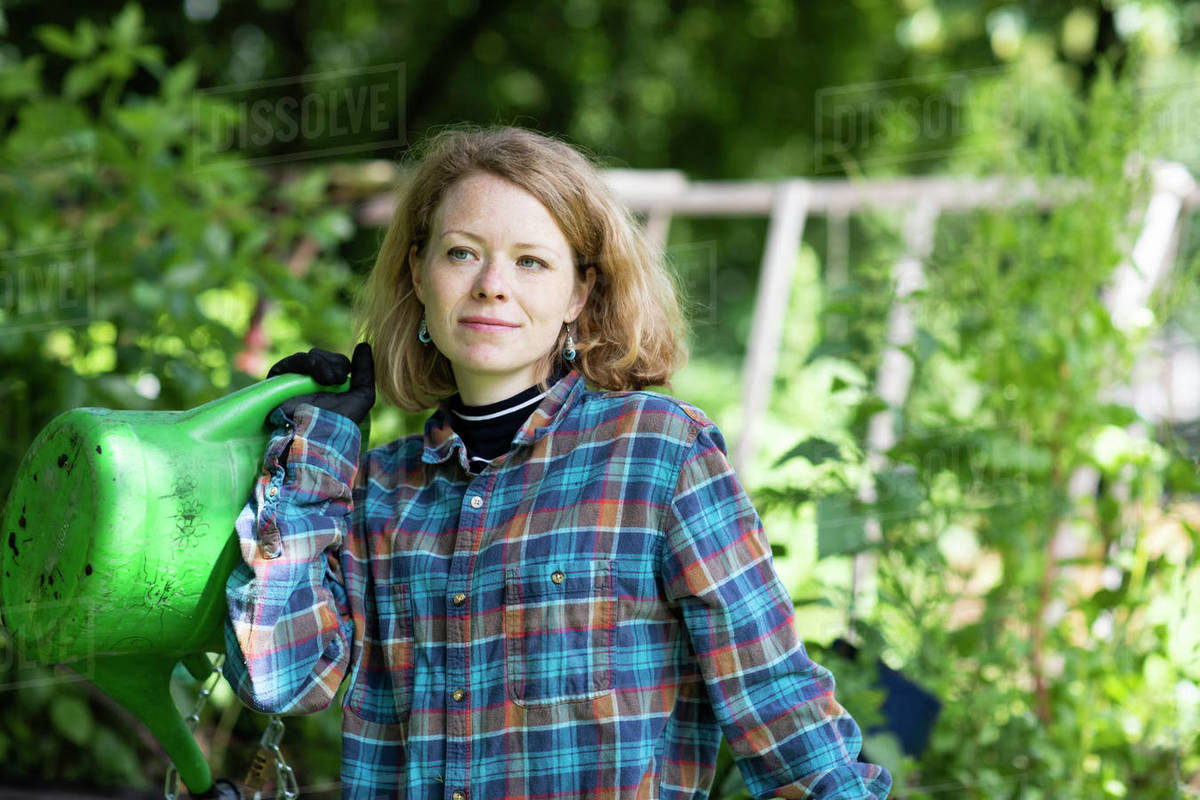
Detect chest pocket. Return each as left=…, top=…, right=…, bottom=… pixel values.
left=345, top=581, right=414, bottom=724
left=504, top=559, right=615, bottom=706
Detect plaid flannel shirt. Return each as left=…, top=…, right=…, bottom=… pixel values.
left=223, top=369, right=892, bottom=799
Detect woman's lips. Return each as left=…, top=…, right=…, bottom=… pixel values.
left=460, top=318, right=519, bottom=332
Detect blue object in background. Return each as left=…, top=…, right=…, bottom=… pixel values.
left=832, top=638, right=941, bottom=759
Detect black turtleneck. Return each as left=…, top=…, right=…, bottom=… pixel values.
left=447, top=366, right=570, bottom=472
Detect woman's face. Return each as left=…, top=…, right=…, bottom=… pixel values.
left=410, top=171, right=595, bottom=405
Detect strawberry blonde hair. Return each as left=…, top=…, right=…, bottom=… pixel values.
left=355, top=125, right=688, bottom=412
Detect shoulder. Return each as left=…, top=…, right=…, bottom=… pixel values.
left=573, top=385, right=724, bottom=451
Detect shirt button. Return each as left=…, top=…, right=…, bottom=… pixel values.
left=551, top=570, right=565, bottom=584
left=453, top=792, right=466, bottom=800
left=452, top=688, right=466, bottom=701
left=469, top=495, right=483, bottom=509
left=267, top=486, right=278, bottom=497
left=452, top=592, right=466, bottom=606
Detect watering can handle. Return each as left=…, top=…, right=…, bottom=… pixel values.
left=182, top=374, right=358, bottom=444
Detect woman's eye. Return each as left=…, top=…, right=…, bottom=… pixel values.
left=517, top=256, right=546, bottom=270
left=448, top=247, right=472, bottom=261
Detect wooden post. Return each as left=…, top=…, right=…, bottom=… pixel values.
left=733, top=180, right=811, bottom=475
left=850, top=199, right=939, bottom=628
left=1106, top=161, right=1195, bottom=331
left=1053, top=161, right=1196, bottom=566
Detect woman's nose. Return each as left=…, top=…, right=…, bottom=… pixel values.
left=473, top=258, right=509, bottom=300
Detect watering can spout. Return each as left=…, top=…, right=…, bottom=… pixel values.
left=89, top=653, right=217, bottom=793
left=0, top=374, right=364, bottom=794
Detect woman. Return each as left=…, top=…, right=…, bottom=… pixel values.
left=223, top=126, right=892, bottom=799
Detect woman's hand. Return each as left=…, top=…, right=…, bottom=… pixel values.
left=267, top=342, right=375, bottom=424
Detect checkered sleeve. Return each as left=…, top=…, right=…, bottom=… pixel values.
left=223, top=403, right=363, bottom=715
left=661, top=423, right=892, bottom=799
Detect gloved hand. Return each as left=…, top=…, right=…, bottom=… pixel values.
left=267, top=342, right=375, bottom=424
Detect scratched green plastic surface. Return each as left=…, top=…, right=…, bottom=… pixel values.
left=0, top=375, right=364, bottom=793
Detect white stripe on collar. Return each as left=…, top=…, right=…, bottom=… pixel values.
left=450, top=390, right=548, bottom=422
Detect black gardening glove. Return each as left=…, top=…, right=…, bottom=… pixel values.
left=267, top=342, right=375, bottom=424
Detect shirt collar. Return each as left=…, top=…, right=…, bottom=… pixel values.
left=421, top=369, right=586, bottom=467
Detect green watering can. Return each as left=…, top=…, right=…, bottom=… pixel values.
left=0, top=375, right=366, bottom=795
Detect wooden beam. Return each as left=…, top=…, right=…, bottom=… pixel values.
left=733, top=180, right=811, bottom=474
left=1106, top=161, right=1195, bottom=331
left=350, top=174, right=1085, bottom=228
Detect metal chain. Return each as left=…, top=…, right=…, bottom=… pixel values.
left=248, top=716, right=299, bottom=800
left=164, top=654, right=226, bottom=800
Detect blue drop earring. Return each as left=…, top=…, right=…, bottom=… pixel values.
left=562, top=324, right=576, bottom=361
left=418, top=314, right=432, bottom=344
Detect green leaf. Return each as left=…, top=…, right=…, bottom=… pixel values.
left=113, top=103, right=177, bottom=143
left=1095, top=402, right=1138, bottom=427
left=850, top=395, right=889, bottom=430
left=111, top=2, right=144, bottom=48
left=92, top=727, right=141, bottom=782
left=76, top=21, right=100, bottom=56
left=49, top=694, right=93, bottom=746
left=774, top=436, right=843, bottom=467
left=816, top=493, right=868, bottom=558
left=310, top=209, right=355, bottom=243
left=805, top=337, right=856, bottom=364
left=36, top=25, right=83, bottom=58
left=203, top=223, right=232, bottom=260
left=132, top=44, right=164, bottom=72
left=162, top=60, right=199, bottom=100
left=872, top=467, right=924, bottom=522
left=915, top=326, right=941, bottom=363
left=0, top=54, right=44, bottom=100
left=63, top=63, right=105, bottom=100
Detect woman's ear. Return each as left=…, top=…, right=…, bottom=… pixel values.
left=567, top=265, right=597, bottom=322
left=409, top=243, right=424, bottom=303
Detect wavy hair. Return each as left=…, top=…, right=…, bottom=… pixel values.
left=354, top=125, right=689, bottom=412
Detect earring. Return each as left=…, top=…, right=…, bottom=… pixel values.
left=418, top=314, right=432, bottom=344
left=562, top=324, right=576, bottom=361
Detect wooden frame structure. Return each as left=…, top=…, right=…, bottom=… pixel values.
left=602, top=163, right=1196, bottom=625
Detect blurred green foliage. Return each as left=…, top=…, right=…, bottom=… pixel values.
left=750, top=63, right=1200, bottom=798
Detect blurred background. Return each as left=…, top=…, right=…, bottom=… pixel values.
left=2, top=0, right=1200, bottom=797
